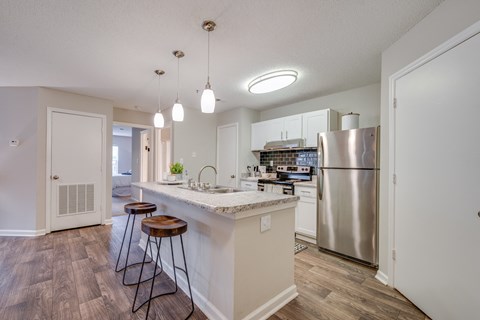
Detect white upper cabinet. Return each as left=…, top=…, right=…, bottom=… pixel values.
left=302, top=109, right=338, bottom=147
left=251, top=109, right=337, bottom=150
left=251, top=115, right=302, bottom=150
left=251, top=121, right=269, bottom=151
left=283, top=115, right=302, bottom=140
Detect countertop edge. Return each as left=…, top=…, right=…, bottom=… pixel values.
left=132, top=182, right=299, bottom=217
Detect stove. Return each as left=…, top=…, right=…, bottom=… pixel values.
left=258, top=166, right=312, bottom=194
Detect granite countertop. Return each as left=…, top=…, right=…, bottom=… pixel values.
left=132, top=182, right=299, bottom=215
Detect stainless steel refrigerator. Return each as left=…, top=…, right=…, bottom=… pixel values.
left=317, top=126, right=379, bottom=266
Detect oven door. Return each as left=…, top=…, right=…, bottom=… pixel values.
left=257, top=182, right=265, bottom=192
left=282, top=185, right=294, bottom=195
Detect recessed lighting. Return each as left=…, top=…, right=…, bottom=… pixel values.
left=248, top=70, right=298, bottom=94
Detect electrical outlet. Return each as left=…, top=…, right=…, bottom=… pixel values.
left=260, top=215, right=271, bottom=233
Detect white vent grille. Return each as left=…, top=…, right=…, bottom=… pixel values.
left=58, top=184, right=95, bottom=216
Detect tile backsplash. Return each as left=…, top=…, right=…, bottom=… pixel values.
left=259, top=149, right=318, bottom=173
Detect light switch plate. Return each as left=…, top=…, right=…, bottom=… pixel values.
left=260, top=215, right=271, bottom=233
left=9, top=139, right=19, bottom=147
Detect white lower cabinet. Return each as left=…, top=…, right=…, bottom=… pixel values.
left=240, top=180, right=258, bottom=191
left=295, top=186, right=316, bottom=243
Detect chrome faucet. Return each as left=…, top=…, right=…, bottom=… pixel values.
left=198, top=165, right=217, bottom=186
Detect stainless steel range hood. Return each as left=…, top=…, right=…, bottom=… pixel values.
left=263, top=138, right=306, bottom=150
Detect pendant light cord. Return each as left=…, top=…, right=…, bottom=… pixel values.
left=176, top=57, right=180, bottom=101
left=157, top=74, right=161, bottom=112
left=207, top=30, right=210, bottom=84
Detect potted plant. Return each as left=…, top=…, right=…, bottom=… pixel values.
left=169, top=162, right=184, bottom=181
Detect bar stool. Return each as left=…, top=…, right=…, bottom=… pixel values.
left=132, top=215, right=194, bottom=319
left=115, top=202, right=159, bottom=286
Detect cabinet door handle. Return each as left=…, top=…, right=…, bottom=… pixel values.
left=286, top=131, right=288, bottom=139
left=281, top=131, right=283, bottom=140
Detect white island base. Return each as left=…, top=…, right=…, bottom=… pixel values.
left=133, top=183, right=298, bottom=320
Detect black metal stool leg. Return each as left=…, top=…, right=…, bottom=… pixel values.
left=122, top=215, right=137, bottom=285
left=145, top=235, right=162, bottom=318
left=169, top=237, right=179, bottom=293
left=132, top=235, right=151, bottom=313
left=115, top=213, right=131, bottom=272
left=179, top=234, right=195, bottom=318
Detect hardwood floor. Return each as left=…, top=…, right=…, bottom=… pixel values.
left=274, top=243, right=430, bottom=320
left=0, top=216, right=428, bottom=320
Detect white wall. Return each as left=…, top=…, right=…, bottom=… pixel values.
left=0, top=87, right=114, bottom=234
left=217, top=107, right=260, bottom=178
left=0, top=88, right=39, bottom=232
left=173, top=109, right=217, bottom=184
left=379, top=0, right=480, bottom=283
left=113, top=107, right=155, bottom=127
left=112, top=135, right=132, bottom=174
left=260, top=83, right=380, bottom=129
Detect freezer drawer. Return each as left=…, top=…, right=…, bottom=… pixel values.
left=317, top=168, right=378, bottom=265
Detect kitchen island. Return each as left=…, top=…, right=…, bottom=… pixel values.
left=132, top=182, right=299, bottom=320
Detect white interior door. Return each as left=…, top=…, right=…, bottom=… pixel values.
left=394, top=32, right=480, bottom=319
left=217, top=123, right=238, bottom=187
left=49, top=110, right=105, bottom=231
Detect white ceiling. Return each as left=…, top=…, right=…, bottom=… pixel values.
left=0, top=0, right=443, bottom=114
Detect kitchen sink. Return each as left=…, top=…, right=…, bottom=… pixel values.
left=178, top=186, right=245, bottom=194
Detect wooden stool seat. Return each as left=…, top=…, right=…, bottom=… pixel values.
left=124, top=202, right=157, bottom=215
left=141, top=215, right=187, bottom=238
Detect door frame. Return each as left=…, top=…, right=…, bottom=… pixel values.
left=387, top=21, right=480, bottom=286
left=216, top=123, right=239, bottom=187
left=46, top=107, right=107, bottom=233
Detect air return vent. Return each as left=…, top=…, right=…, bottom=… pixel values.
left=58, top=184, right=95, bottom=216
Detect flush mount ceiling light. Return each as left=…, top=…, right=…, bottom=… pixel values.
left=153, top=69, right=165, bottom=128
left=201, top=20, right=216, bottom=113
left=248, top=70, right=298, bottom=94
left=172, top=50, right=185, bottom=122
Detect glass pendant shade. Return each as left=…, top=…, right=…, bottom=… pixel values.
left=172, top=101, right=184, bottom=121
left=201, top=86, right=215, bottom=113
left=154, top=111, right=164, bottom=128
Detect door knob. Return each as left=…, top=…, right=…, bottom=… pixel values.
left=230, top=174, right=235, bottom=178
left=52, top=175, right=59, bottom=180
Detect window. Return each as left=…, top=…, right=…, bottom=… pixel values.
left=112, top=145, right=119, bottom=175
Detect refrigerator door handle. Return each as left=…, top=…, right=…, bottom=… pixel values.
left=318, top=135, right=324, bottom=168
left=318, top=168, right=323, bottom=200
left=318, top=135, right=324, bottom=200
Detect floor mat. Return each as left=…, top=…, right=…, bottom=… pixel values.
left=294, top=242, right=307, bottom=254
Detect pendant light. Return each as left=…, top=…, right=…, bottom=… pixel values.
left=201, top=20, right=216, bottom=113
left=172, top=50, right=185, bottom=122
left=153, top=69, right=165, bottom=128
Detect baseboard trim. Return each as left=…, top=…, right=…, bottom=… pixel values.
left=104, top=218, right=113, bottom=225
left=375, top=270, right=388, bottom=285
left=242, top=285, right=298, bottom=320
left=295, top=233, right=316, bottom=244
left=0, top=229, right=46, bottom=237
